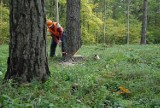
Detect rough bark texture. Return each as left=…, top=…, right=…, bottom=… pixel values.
left=141, top=0, right=147, bottom=44
left=5, top=0, right=50, bottom=82
left=65, top=0, right=81, bottom=61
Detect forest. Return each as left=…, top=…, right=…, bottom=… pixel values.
left=0, top=0, right=160, bottom=107
left=1, top=0, right=160, bottom=45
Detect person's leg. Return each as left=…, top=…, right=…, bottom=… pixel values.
left=50, top=37, right=57, bottom=57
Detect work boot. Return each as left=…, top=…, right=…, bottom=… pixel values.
left=62, top=52, right=66, bottom=57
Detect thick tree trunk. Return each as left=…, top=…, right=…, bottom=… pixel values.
left=141, top=0, right=147, bottom=44
left=5, top=0, right=50, bottom=83
left=65, top=0, right=81, bottom=61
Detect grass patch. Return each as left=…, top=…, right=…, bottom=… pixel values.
left=0, top=44, right=160, bottom=107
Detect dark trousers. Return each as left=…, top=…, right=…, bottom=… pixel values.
left=50, top=34, right=65, bottom=57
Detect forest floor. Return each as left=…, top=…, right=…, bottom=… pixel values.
left=0, top=44, right=160, bottom=107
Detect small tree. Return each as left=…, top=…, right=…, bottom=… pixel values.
left=126, top=0, right=130, bottom=45
left=5, top=0, right=50, bottom=83
left=65, top=0, right=81, bottom=61
left=141, top=0, right=148, bottom=44
left=55, top=0, right=59, bottom=22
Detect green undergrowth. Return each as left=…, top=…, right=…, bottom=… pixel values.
left=0, top=44, right=160, bottom=108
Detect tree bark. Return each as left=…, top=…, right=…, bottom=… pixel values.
left=65, top=0, right=81, bottom=61
left=5, top=0, right=50, bottom=83
left=104, top=0, right=106, bottom=45
left=141, top=0, right=147, bottom=44
left=55, top=0, right=59, bottom=22
left=126, top=0, right=130, bottom=45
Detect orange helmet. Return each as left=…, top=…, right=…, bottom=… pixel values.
left=47, top=20, right=53, bottom=27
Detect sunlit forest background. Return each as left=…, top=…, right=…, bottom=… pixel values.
left=1, top=0, right=160, bottom=45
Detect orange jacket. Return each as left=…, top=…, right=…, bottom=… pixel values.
left=48, top=22, right=63, bottom=43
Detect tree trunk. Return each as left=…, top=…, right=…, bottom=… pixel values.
left=55, top=0, right=59, bottom=22
left=112, top=5, right=116, bottom=20
left=141, top=0, right=147, bottom=44
left=126, top=0, right=130, bottom=45
left=103, top=0, right=106, bottom=45
left=5, top=0, right=50, bottom=83
left=65, top=0, right=81, bottom=61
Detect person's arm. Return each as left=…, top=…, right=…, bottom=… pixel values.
left=57, top=27, right=63, bottom=39
left=50, top=33, right=59, bottom=43
left=48, top=29, right=59, bottom=43
left=56, top=23, right=63, bottom=40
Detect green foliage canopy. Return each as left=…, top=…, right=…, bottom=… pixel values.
left=1, top=0, right=160, bottom=44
